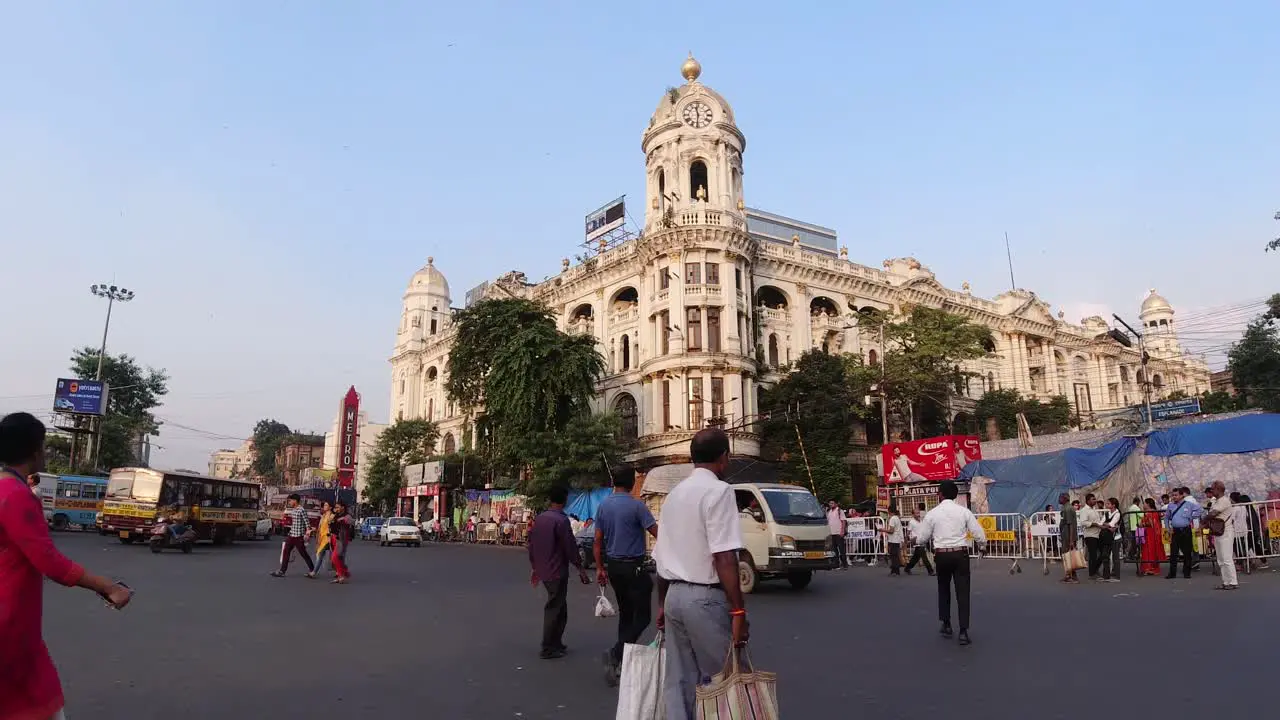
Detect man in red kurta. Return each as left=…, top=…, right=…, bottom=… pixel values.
left=1, top=412, right=132, bottom=720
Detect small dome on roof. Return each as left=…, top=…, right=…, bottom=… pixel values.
left=649, top=54, right=736, bottom=128
left=407, top=257, right=450, bottom=300
left=1140, top=289, right=1173, bottom=316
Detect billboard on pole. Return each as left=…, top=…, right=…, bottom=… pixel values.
left=336, top=387, right=360, bottom=489
left=53, top=378, right=109, bottom=416
left=881, top=435, right=982, bottom=484
left=585, top=196, right=626, bottom=241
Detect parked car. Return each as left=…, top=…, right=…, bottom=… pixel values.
left=359, top=517, right=386, bottom=541
left=379, top=517, right=422, bottom=547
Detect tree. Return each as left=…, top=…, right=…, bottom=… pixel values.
left=445, top=297, right=607, bottom=496
left=974, top=389, right=1073, bottom=440
left=1199, top=390, right=1240, bottom=415
left=250, top=419, right=292, bottom=483
left=858, top=306, right=993, bottom=438
left=1227, top=295, right=1280, bottom=413
left=360, top=418, right=440, bottom=513
left=1268, top=211, right=1280, bottom=253
left=521, top=413, right=624, bottom=506
left=760, top=351, right=861, bottom=503
left=69, top=348, right=169, bottom=471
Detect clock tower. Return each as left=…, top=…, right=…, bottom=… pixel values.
left=641, top=54, right=747, bottom=230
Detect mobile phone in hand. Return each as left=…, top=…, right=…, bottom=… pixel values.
left=103, top=581, right=131, bottom=610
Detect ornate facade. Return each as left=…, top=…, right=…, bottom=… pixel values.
left=389, top=56, right=1210, bottom=462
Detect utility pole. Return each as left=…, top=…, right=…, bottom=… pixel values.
left=88, top=283, right=135, bottom=469
left=1112, top=314, right=1154, bottom=432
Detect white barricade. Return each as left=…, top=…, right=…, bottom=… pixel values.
left=845, top=517, right=885, bottom=564
left=971, top=513, right=1027, bottom=574
left=1218, top=499, right=1278, bottom=574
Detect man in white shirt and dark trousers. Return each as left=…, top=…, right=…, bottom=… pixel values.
left=915, top=481, right=986, bottom=646
left=653, top=429, right=750, bottom=720
left=904, top=505, right=935, bottom=576
left=882, top=505, right=904, bottom=576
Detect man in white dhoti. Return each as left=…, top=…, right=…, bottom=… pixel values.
left=1206, top=481, right=1238, bottom=590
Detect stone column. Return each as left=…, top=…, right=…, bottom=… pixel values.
left=722, top=252, right=738, bottom=354
left=670, top=251, right=686, bottom=354
left=792, top=282, right=811, bottom=360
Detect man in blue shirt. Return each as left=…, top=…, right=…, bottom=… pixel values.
left=1164, top=486, right=1203, bottom=579
left=594, top=473, right=659, bottom=685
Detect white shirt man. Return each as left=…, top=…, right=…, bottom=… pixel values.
left=914, top=482, right=985, bottom=643
left=653, top=429, right=748, bottom=719
left=1206, top=484, right=1237, bottom=589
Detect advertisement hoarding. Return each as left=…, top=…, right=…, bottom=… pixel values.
left=336, top=387, right=360, bottom=490
left=52, top=378, right=109, bottom=415
left=882, top=435, right=982, bottom=484
left=585, top=196, right=626, bottom=241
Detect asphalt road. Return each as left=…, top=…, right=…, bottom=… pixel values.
left=43, top=533, right=1278, bottom=719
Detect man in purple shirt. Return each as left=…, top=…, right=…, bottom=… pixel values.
left=528, top=485, right=589, bottom=659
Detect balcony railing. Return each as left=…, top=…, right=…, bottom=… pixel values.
left=758, top=307, right=790, bottom=324
left=610, top=307, right=639, bottom=327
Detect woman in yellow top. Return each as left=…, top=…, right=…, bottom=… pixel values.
left=306, top=501, right=333, bottom=579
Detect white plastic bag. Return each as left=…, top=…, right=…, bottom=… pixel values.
left=615, top=633, right=665, bottom=720
left=595, top=588, right=617, bottom=618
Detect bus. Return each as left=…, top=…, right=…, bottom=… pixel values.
left=102, top=468, right=261, bottom=545
left=39, top=474, right=109, bottom=531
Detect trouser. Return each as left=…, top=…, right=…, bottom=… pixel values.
left=888, top=543, right=902, bottom=574
left=831, top=534, right=848, bottom=568
left=279, top=536, right=315, bottom=574
left=606, top=557, right=654, bottom=664
left=906, top=544, right=934, bottom=573
left=1085, top=537, right=1101, bottom=577
left=935, top=549, right=971, bottom=630
left=313, top=544, right=331, bottom=575
left=541, top=576, right=569, bottom=653
left=1217, top=533, right=1238, bottom=586
left=1124, top=528, right=1139, bottom=560
left=663, top=582, right=732, bottom=720
left=1113, top=532, right=1124, bottom=574
left=1168, top=528, right=1194, bottom=578
left=331, top=538, right=350, bottom=579
left=1099, top=535, right=1114, bottom=579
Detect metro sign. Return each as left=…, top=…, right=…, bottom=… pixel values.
left=337, top=386, right=360, bottom=489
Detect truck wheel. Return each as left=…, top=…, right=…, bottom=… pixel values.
left=52, top=514, right=69, bottom=531
left=787, top=571, right=813, bottom=590
left=738, top=552, right=758, bottom=594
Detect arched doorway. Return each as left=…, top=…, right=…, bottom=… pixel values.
left=614, top=393, right=638, bottom=441
left=442, top=433, right=456, bottom=455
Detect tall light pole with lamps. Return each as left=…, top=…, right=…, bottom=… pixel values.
left=89, top=283, right=135, bottom=468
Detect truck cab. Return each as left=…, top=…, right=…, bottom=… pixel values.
left=730, top=483, right=836, bottom=592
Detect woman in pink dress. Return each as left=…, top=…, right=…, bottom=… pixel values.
left=1, top=412, right=133, bottom=720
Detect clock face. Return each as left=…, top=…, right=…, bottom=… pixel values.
left=682, top=101, right=713, bottom=128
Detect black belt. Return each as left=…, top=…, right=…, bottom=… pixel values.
left=668, top=578, right=723, bottom=590
left=934, top=546, right=969, bottom=553
left=606, top=556, right=646, bottom=563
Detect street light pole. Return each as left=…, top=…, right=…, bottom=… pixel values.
left=1112, top=313, right=1153, bottom=432
left=89, top=283, right=135, bottom=468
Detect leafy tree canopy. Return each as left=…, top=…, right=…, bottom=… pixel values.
left=974, top=388, right=1073, bottom=440
left=1228, top=294, right=1280, bottom=413
left=360, top=418, right=440, bottom=514
left=520, top=412, right=623, bottom=507
left=250, top=419, right=292, bottom=482
left=70, top=348, right=169, bottom=471
left=1198, top=390, right=1240, bottom=415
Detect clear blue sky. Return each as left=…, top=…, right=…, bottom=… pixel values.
left=2, top=1, right=1276, bottom=469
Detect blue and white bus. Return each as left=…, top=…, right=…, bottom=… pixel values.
left=38, top=474, right=109, bottom=531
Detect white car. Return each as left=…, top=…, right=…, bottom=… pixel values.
left=253, top=511, right=273, bottom=540
left=379, top=517, right=422, bottom=547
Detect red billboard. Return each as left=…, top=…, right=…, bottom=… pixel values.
left=882, top=435, right=982, bottom=484
left=337, top=386, right=360, bottom=489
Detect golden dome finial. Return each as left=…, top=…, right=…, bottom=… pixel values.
left=681, top=52, right=702, bottom=83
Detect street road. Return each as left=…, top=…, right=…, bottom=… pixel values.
left=45, top=533, right=1277, bottom=719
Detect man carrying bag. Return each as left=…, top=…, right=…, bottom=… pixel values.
left=615, top=633, right=666, bottom=720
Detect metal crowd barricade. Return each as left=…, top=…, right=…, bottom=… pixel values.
left=1217, top=498, right=1278, bottom=575
left=971, top=513, right=1027, bottom=574
left=1028, top=511, right=1063, bottom=574
left=845, top=517, right=885, bottom=564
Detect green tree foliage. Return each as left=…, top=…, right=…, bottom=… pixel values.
left=858, top=307, right=993, bottom=436
left=1268, top=211, right=1279, bottom=253
left=520, top=413, right=623, bottom=507
left=974, top=389, right=1073, bottom=440
left=445, top=298, right=609, bottom=501
left=250, top=419, right=292, bottom=483
left=70, top=348, right=169, bottom=471
left=1198, top=390, right=1240, bottom=415
left=1228, top=294, right=1280, bottom=412
left=360, top=418, right=440, bottom=514
left=760, top=351, right=860, bottom=503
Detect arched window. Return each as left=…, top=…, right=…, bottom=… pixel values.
left=689, top=160, right=709, bottom=202
left=620, top=334, right=631, bottom=370
left=426, top=366, right=438, bottom=382
left=443, top=433, right=456, bottom=454
left=614, top=393, right=638, bottom=441
left=1119, top=366, right=1129, bottom=383
left=657, top=169, right=666, bottom=212
left=868, top=349, right=878, bottom=365
left=768, top=334, right=779, bottom=367
left=1152, top=373, right=1164, bottom=389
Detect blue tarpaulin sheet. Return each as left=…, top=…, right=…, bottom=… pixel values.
left=1146, top=414, right=1280, bottom=457
left=564, top=488, right=611, bottom=522
left=958, top=438, right=1137, bottom=516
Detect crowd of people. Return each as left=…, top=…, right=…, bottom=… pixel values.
left=270, top=494, right=355, bottom=583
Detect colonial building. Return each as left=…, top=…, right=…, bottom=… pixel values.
left=208, top=440, right=254, bottom=479
left=389, top=55, right=1210, bottom=463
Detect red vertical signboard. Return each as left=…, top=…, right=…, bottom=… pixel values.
left=337, top=386, right=360, bottom=489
